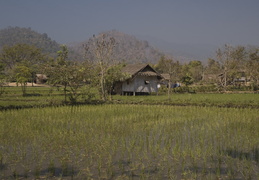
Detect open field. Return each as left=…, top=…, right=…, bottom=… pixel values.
left=0, top=104, right=259, bottom=179
left=0, top=86, right=259, bottom=179
left=1, top=86, right=259, bottom=110
left=113, top=93, right=259, bottom=108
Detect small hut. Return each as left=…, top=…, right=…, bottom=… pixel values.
left=35, top=74, right=48, bottom=84
left=114, top=64, right=163, bottom=95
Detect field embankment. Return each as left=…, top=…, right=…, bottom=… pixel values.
left=1, top=86, right=259, bottom=110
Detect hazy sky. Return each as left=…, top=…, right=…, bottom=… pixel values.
left=1, top=0, right=259, bottom=46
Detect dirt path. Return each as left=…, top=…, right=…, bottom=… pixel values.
left=6, top=82, right=50, bottom=87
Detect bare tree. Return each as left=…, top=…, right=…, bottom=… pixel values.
left=216, top=44, right=246, bottom=92
left=84, top=33, right=116, bottom=101
left=156, top=56, right=181, bottom=100
left=246, top=47, right=259, bottom=89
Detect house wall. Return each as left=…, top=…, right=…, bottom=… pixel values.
left=122, top=76, right=159, bottom=93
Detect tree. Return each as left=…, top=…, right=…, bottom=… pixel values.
left=0, top=44, right=44, bottom=69
left=44, top=45, right=71, bottom=102
left=203, top=58, right=221, bottom=84
left=44, top=45, right=92, bottom=103
left=188, top=60, right=204, bottom=82
left=207, top=59, right=221, bottom=74
left=84, top=33, right=117, bottom=101
left=216, top=44, right=246, bottom=91
left=0, top=43, right=46, bottom=84
left=246, top=47, right=259, bottom=89
left=14, top=65, right=32, bottom=96
left=63, top=63, right=91, bottom=103
left=105, top=63, right=129, bottom=100
left=156, top=56, right=181, bottom=100
left=181, top=75, right=193, bottom=88
left=0, top=62, right=7, bottom=96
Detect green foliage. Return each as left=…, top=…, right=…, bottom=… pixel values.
left=44, top=45, right=72, bottom=102
left=56, top=45, right=68, bottom=65
left=0, top=43, right=47, bottom=85
left=187, top=60, right=203, bottom=82
left=0, top=43, right=45, bottom=69
left=14, top=65, right=32, bottom=96
left=65, top=65, right=93, bottom=103
left=0, top=62, right=7, bottom=96
left=155, top=56, right=181, bottom=78
left=44, top=45, right=94, bottom=103
left=105, top=63, right=129, bottom=99
left=155, top=56, right=182, bottom=100
left=181, top=74, right=193, bottom=87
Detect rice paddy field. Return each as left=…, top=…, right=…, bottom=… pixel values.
left=0, top=103, right=259, bottom=179
left=1, top=86, right=259, bottom=109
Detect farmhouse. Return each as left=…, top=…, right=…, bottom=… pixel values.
left=114, top=64, right=163, bottom=95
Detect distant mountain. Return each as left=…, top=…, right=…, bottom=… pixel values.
left=0, top=27, right=215, bottom=64
left=136, top=35, right=218, bottom=62
left=68, top=30, right=166, bottom=64
left=0, top=26, right=60, bottom=57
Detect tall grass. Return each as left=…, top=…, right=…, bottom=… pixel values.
left=0, top=104, right=258, bottom=179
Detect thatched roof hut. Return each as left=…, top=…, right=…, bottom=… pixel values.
left=114, top=64, right=163, bottom=95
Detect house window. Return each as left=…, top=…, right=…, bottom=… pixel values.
left=127, top=80, right=130, bottom=85
left=145, top=80, right=150, bottom=84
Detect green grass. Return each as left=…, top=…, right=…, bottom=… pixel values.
left=113, top=93, right=259, bottom=108
left=3, top=86, right=60, bottom=95
left=1, top=86, right=259, bottom=109
left=0, top=86, right=97, bottom=109
left=0, top=104, right=258, bottom=179
left=0, top=86, right=258, bottom=178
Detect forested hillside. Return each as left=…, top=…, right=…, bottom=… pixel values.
left=0, top=27, right=165, bottom=63
left=69, top=30, right=165, bottom=64
left=0, top=27, right=60, bottom=56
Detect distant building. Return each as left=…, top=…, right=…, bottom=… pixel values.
left=233, top=72, right=248, bottom=86
left=35, top=74, right=48, bottom=84
left=161, top=73, right=181, bottom=88
left=114, top=64, right=163, bottom=95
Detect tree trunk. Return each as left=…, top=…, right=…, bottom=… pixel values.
left=224, top=68, right=227, bottom=92
left=167, top=80, right=171, bottom=101
left=100, top=68, right=107, bottom=101
left=21, top=82, right=27, bottom=96
left=64, top=84, right=67, bottom=102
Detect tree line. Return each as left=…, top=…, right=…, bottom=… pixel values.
left=155, top=44, right=259, bottom=92
left=0, top=34, right=129, bottom=102
left=0, top=35, right=259, bottom=103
